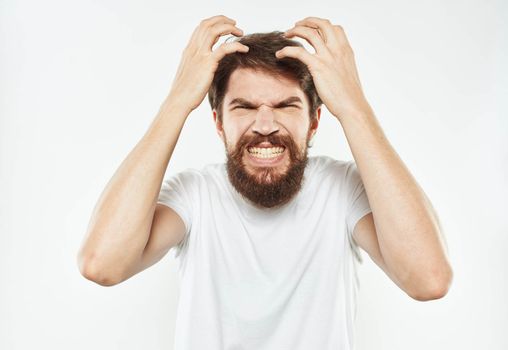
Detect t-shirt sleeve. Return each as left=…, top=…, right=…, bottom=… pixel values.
left=345, top=161, right=373, bottom=263
left=156, top=169, right=197, bottom=258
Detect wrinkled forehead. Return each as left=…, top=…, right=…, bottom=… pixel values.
left=224, top=68, right=306, bottom=106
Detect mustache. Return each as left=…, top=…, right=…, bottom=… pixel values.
left=238, top=134, right=290, bottom=150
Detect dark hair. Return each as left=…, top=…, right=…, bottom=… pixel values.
left=207, top=31, right=322, bottom=124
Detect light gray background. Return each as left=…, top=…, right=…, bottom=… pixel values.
left=1, top=0, right=506, bottom=349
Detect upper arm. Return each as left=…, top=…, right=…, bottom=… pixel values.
left=127, top=203, right=186, bottom=278
left=352, top=212, right=406, bottom=291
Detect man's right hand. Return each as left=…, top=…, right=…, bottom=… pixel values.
left=167, top=15, right=249, bottom=113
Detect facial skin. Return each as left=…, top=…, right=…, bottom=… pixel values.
left=213, top=68, right=321, bottom=209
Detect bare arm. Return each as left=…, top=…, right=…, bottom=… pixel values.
left=77, top=14, right=249, bottom=286
left=282, top=17, right=452, bottom=299
left=76, top=99, right=189, bottom=286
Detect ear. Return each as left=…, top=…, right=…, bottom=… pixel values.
left=213, top=109, right=225, bottom=143
left=309, top=106, right=321, bottom=139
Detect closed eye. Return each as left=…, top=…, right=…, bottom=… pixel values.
left=233, top=105, right=299, bottom=110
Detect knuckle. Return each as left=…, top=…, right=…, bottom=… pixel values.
left=214, top=25, right=239, bottom=38
left=342, top=42, right=352, bottom=51
left=213, top=22, right=234, bottom=33
left=339, top=45, right=353, bottom=57
left=215, top=14, right=234, bottom=24
left=303, top=26, right=314, bottom=34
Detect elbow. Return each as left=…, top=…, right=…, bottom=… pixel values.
left=410, top=283, right=450, bottom=302
left=408, top=264, right=454, bottom=302
left=77, top=252, right=122, bottom=287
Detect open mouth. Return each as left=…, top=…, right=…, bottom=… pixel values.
left=245, top=143, right=286, bottom=165
left=247, top=146, right=285, bottom=158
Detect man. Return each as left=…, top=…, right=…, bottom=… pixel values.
left=77, top=15, right=453, bottom=350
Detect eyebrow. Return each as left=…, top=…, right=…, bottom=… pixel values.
left=228, top=96, right=303, bottom=109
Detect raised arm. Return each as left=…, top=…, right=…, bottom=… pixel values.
left=77, top=15, right=249, bottom=286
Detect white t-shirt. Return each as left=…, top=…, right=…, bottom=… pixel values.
left=157, top=155, right=372, bottom=350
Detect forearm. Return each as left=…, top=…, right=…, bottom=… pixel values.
left=77, top=96, right=190, bottom=284
left=339, top=108, right=452, bottom=297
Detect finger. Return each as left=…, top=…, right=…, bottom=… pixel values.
left=202, top=23, right=244, bottom=51
left=331, top=24, right=351, bottom=47
left=275, top=46, right=315, bottom=67
left=193, top=15, right=237, bottom=48
left=201, top=14, right=236, bottom=27
left=284, top=25, right=329, bottom=55
left=295, top=17, right=339, bottom=46
left=211, top=41, right=249, bottom=61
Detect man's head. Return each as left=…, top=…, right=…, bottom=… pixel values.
left=208, top=31, right=323, bottom=209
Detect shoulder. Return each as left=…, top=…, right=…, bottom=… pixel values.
left=307, top=155, right=352, bottom=179
left=163, top=167, right=202, bottom=183
left=167, top=162, right=228, bottom=186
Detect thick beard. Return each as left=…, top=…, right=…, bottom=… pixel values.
left=225, top=133, right=310, bottom=209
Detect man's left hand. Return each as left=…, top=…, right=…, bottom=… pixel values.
left=276, top=17, right=371, bottom=121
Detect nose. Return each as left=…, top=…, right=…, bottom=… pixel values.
left=251, top=105, right=280, bottom=136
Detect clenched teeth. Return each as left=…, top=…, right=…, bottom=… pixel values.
left=247, top=146, right=285, bottom=158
